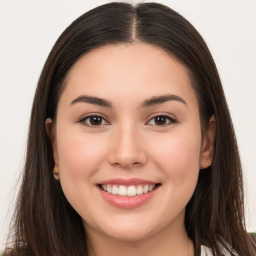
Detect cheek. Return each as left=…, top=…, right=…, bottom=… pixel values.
left=149, top=128, right=202, bottom=189
left=153, top=134, right=202, bottom=220
left=170, top=138, right=201, bottom=172
left=55, top=127, right=109, bottom=205
left=56, top=129, right=107, bottom=176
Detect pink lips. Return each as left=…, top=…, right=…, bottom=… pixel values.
left=97, top=178, right=160, bottom=209
left=99, top=178, right=157, bottom=186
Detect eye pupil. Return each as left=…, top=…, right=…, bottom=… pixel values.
left=155, top=116, right=167, bottom=125
left=90, top=116, right=102, bottom=125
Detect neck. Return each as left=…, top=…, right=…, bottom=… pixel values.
left=85, top=215, right=194, bottom=256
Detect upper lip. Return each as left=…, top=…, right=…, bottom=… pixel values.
left=98, top=178, right=159, bottom=186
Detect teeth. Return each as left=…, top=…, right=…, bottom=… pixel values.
left=143, top=185, right=149, bottom=193
left=107, top=185, right=112, bottom=193
left=112, top=185, right=118, bottom=194
left=137, top=185, right=143, bottom=195
left=119, top=185, right=127, bottom=196
left=149, top=184, right=154, bottom=191
left=100, top=184, right=156, bottom=196
left=127, top=186, right=136, bottom=196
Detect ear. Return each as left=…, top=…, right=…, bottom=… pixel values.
left=45, top=118, right=59, bottom=179
left=200, top=116, right=215, bottom=169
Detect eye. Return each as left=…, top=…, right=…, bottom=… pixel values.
left=147, top=115, right=177, bottom=126
left=80, top=115, right=109, bottom=127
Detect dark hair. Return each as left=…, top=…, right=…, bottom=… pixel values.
left=5, top=2, right=256, bottom=256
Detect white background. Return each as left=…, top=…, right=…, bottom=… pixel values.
left=0, top=0, right=255, bottom=250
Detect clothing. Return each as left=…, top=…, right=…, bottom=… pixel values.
left=201, top=245, right=238, bottom=256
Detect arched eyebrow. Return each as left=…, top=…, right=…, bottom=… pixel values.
left=70, top=95, right=112, bottom=107
left=70, top=94, right=187, bottom=108
left=141, top=94, right=187, bottom=107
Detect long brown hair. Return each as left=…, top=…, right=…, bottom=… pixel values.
left=5, top=2, right=256, bottom=256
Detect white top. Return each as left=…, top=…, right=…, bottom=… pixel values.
left=201, top=245, right=214, bottom=256
left=201, top=245, right=238, bottom=256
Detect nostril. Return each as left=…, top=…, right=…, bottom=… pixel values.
left=111, top=160, right=143, bottom=168
left=132, top=161, right=142, bottom=166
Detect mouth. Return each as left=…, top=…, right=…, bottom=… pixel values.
left=96, top=178, right=161, bottom=208
left=97, top=183, right=161, bottom=197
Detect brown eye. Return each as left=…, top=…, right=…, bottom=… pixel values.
left=148, top=115, right=176, bottom=126
left=80, top=115, right=108, bottom=126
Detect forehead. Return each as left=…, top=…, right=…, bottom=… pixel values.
left=59, top=42, right=197, bottom=107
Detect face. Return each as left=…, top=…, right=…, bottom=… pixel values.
left=47, top=43, right=214, bottom=242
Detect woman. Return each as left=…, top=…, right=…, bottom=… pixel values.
left=4, top=2, right=256, bottom=256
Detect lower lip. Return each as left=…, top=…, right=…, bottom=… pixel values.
left=98, top=186, right=159, bottom=209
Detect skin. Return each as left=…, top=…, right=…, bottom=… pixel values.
left=46, top=42, right=215, bottom=256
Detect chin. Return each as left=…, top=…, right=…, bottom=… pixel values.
left=96, top=217, right=159, bottom=242
left=104, top=228, right=153, bottom=242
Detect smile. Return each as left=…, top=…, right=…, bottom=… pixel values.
left=100, top=184, right=157, bottom=197
left=97, top=179, right=161, bottom=209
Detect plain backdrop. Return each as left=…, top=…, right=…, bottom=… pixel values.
left=0, top=0, right=255, bottom=250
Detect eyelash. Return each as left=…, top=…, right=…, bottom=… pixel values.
left=79, top=114, right=109, bottom=127
left=147, top=115, right=177, bottom=127
left=79, top=114, right=177, bottom=127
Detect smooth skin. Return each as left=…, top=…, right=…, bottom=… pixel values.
left=46, top=42, right=215, bottom=256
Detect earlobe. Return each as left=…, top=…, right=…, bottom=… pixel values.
left=45, top=118, right=59, bottom=177
left=200, top=116, right=215, bottom=169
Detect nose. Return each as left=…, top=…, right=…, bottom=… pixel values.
left=108, top=125, right=147, bottom=169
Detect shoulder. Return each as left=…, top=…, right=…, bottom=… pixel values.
left=200, top=245, right=238, bottom=256
left=201, top=245, right=214, bottom=256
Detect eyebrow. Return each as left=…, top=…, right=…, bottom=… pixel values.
left=70, top=94, right=187, bottom=108
left=70, top=95, right=112, bottom=107
left=141, top=94, right=187, bottom=107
